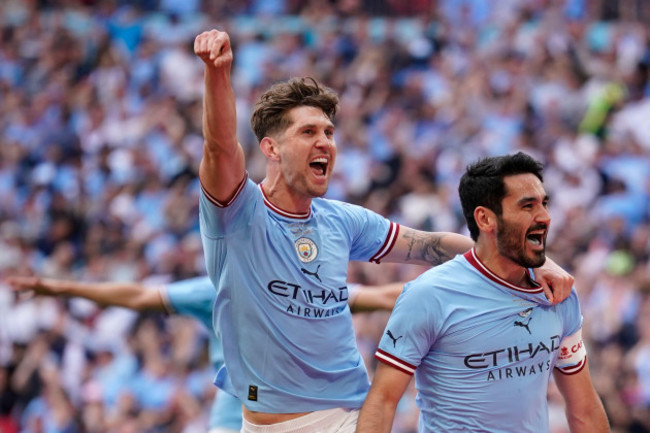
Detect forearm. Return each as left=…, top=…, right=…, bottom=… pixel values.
left=554, top=367, right=610, bottom=433
left=355, top=396, right=397, bottom=433
left=42, top=370, right=75, bottom=428
left=356, top=363, right=409, bottom=433
left=349, top=283, right=404, bottom=312
left=202, top=65, right=238, bottom=154
left=566, top=401, right=610, bottom=433
left=389, top=229, right=473, bottom=266
left=437, top=231, right=474, bottom=259
left=10, top=357, right=39, bottom=392
left=567, top=414, right=610, bottom=432
left=35, top=279, right=162, bottom=311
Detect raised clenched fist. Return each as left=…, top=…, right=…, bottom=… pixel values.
left=194, top=29, right=233, bottom=70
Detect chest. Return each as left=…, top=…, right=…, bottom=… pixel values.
left=236, top=215, right=353, bottom=314
left=439, top=301, right=563, bottom=369
left=261, top=216, right=350, bottom=274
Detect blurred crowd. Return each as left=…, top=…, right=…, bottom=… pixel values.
left=0, top=0, right=649, bottom=432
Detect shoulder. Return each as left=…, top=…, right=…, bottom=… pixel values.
left=420, top=254, right=468, bottom=278
left=313, top=198, right=389, bottom=226
left=402, top=257, right=469, bottom=298
left=313, top=197, right=366, bottom=213
left=556, top=288, right=582, bottom=313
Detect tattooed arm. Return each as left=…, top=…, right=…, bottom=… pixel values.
left=382, top=227, right=473, bottom=266
left=381, top=226, right=573, bottom=305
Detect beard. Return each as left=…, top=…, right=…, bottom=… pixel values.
left=496, top=215, right=546, bottom=268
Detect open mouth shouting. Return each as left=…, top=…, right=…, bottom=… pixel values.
left=309, top=156, right=329, bottom=179
left=526, top=226, right=547, bottom=250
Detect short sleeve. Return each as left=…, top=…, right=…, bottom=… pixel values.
left=375, top=279, right=439, bottom=374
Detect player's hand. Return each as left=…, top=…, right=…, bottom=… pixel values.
left=194, top=29, right=233, bottom=70
left=6, top=275, right=49, bottom=299
left=536, top=259, right=574, bottom=305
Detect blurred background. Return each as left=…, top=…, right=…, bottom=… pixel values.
left=0, top=0, right=649, bottom=432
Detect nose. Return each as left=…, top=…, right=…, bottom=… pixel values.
left=536, top=205, right=551, bottom=226
left=315, top=131, right=334, bottom=149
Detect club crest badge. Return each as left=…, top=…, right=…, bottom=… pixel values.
left=518, top=307, right=533, bottom=318
left=295, top=237, right=318, bottom=263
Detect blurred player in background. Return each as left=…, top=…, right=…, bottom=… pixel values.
left=6, top=275, right=404, bottom=432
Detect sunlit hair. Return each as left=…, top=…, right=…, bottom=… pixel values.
left=250, top=77, right=339, bottom=143
left=458, top=152, right=544, bottom=241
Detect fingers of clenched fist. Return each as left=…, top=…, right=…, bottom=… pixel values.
left=194, top=29, right=232, bottom=67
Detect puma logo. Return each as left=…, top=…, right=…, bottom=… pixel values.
left=301, top=264, right=322, bottom=282
left=514, top=317, right=532, bottom=334
left=386, top=330, right=403, bottom=347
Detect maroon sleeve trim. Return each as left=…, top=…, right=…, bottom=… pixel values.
left=200, top=173, right=248, bottom=208
left=370, top=222, right=400, bottom=264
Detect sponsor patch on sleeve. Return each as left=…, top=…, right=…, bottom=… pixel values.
left=555, top=328, right=587, bottom=374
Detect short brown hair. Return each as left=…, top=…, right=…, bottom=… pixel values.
left=250, top=77, right=339, bottom=143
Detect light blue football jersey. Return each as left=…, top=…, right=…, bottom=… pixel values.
left=376, top=249, right=585, bottom=433
left=161, top=277, right=242, bottom=431
left=199, top=176, right=398, bottom=413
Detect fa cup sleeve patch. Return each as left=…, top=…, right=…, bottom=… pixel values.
left=556, top=328, right=587, bottom=374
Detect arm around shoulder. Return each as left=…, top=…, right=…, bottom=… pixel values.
left=534, top=257, right=575, bottom=305
left=382, top=226, right=473, bottom=267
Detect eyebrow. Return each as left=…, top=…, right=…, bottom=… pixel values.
left=517, top=194, right=549, bottom=205
left=297, top=121, right=335, bottom=130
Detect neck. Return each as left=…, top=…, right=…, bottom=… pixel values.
left=261, top=179, right=312, bottom=215
left=474, top=244, right=532, bottom=288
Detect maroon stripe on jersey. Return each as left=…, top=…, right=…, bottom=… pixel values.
left=555, top=356, right=587, bottom=375
left=370, top=222, right=400, bottom=264
left=464, top=249, right=544, bottom=294
left=200, top=174, right=247, bottom=208
left=375, top=348, right=416, bottom=375
left=259, top=185, right=311, bottom=219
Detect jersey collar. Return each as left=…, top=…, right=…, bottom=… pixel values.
left=464, top=248, right=543, bottom=294
left=259, top=184, right=311, bottom=219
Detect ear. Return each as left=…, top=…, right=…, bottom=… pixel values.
left=260, top=137, right=280, bottom=161
left=474, top=206, right=496, bottom=234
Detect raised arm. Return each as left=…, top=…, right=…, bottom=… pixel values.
left=348, top=282, right=404, bottom=313
left=6, top=276, right=164, bottom=311
left=552, top=364, right=610, bottom=432
left=193, top=29, right=246, bottom=202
